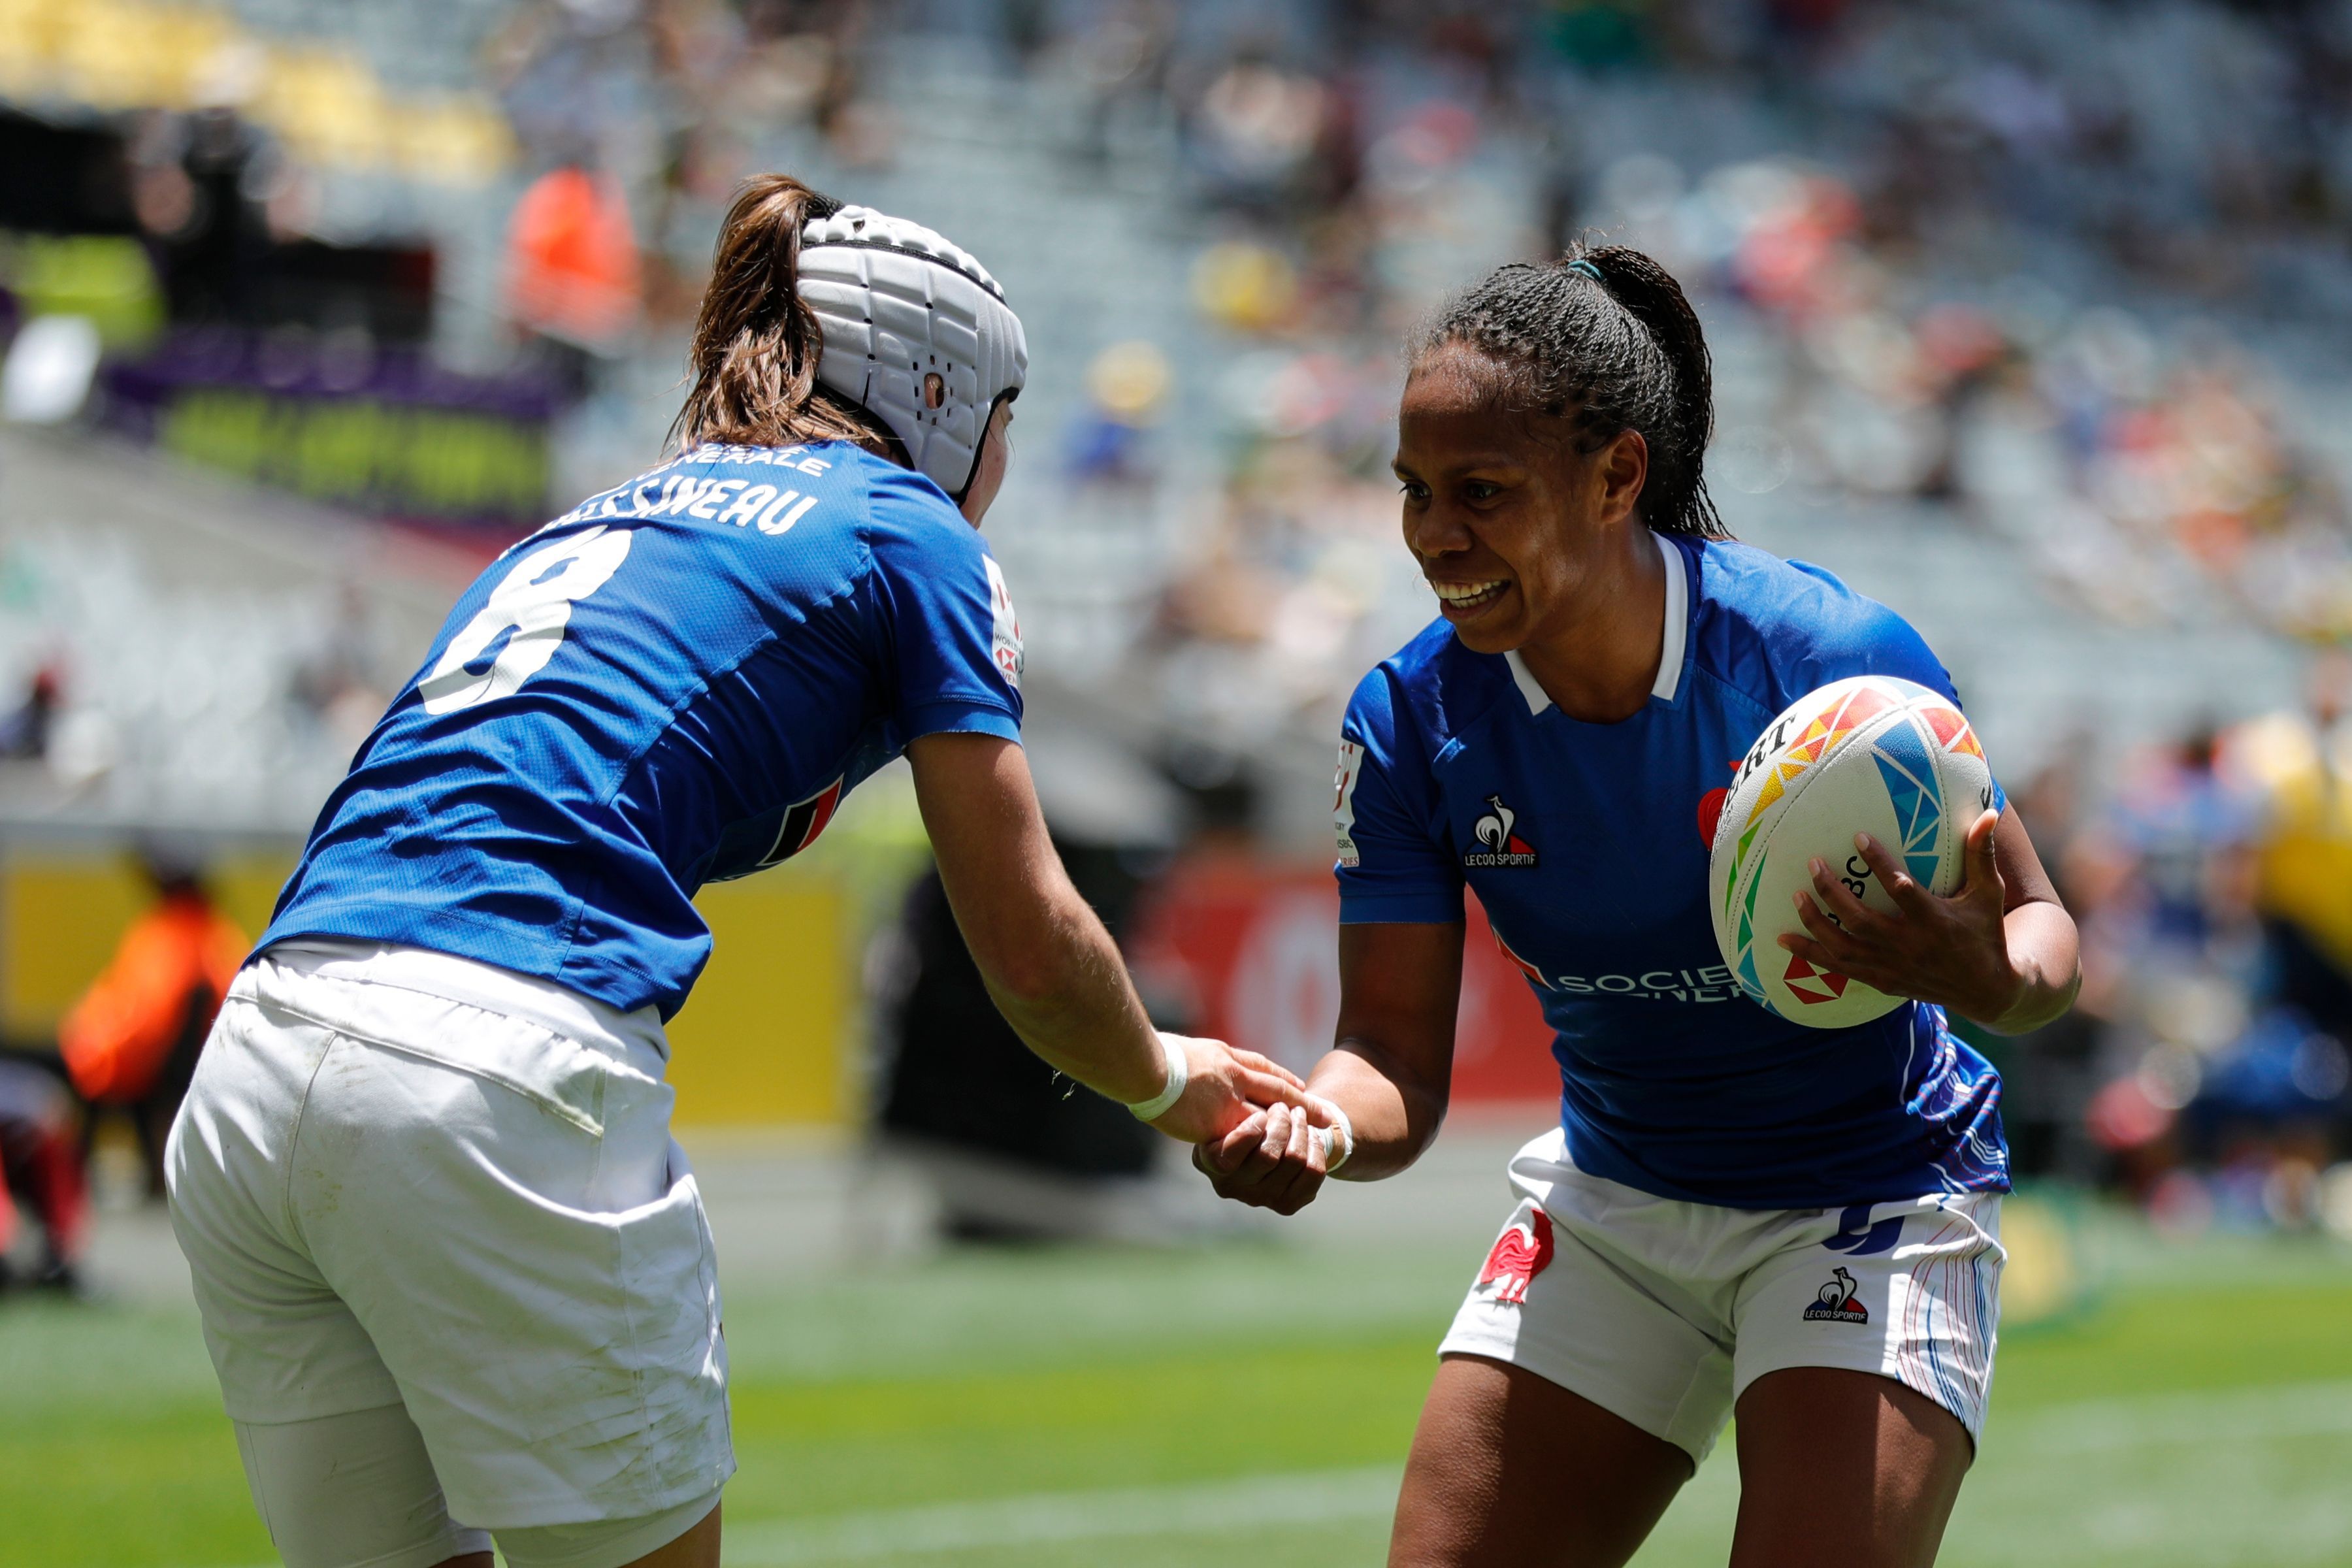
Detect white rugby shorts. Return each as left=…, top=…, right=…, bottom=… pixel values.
left=165, top=942, right=734, bottom=1554
left=1439, top=1128, right=2003, bottom=1463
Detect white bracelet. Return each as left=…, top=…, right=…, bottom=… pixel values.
left=1314, top=1100, right=1355, bottom=1173
left=1125, top=1035, right=1188, bottom=1122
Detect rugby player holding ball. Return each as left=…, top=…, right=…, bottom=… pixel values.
left=1198, top=247, right=2081, bottom=1567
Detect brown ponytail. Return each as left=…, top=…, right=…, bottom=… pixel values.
left=670, top=173, right=896, bottom=456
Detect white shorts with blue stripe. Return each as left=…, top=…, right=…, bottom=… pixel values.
left=1437, top=1128, right=2004, bottom=1464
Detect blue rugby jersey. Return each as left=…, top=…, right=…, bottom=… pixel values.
left=1335, top=533, right=2008, bottom=1208
left=259, top=440, right=1024, bottom=1019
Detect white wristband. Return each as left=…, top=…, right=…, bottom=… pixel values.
left=1125, top=1035, right=1188, bottom=1122
left=1313, top=1100, right=1354, bottom=1173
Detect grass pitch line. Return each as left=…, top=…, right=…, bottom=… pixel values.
left=719, top=1378, right=2352, bottom=1563
left=2001, top=1377, right=2352, bottom=1456
left=723, top=1464, right=1404, bottom=1564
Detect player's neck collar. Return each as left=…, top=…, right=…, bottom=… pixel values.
left=1505, top=532, right=1687, bottom=717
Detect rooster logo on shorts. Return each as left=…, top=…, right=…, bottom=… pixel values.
left=1477, top=1210, right=1554, bottom=1305
left=1803, top=1266, right=1870, bottom=1324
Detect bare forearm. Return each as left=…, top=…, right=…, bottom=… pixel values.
left=911, top=733, right=1307, bottom=1145
left=1305, top=1043, right=1447, bottom=1181
left=969, top=892, right=1164, bottom=1105
left=1973, top=900, right=2082, bottom=1036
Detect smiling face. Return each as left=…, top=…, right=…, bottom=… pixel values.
left=1392, top=344, right=1650, bottom=656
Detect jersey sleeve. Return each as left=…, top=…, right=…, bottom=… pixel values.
left=1783, top=564, right=2006, bottom=814
left=1334, top=666, right=1464, bottom=924
left=865, top=476, right=1024, bottom=745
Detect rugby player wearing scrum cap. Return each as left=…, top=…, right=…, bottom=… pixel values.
left=165, top=175, right=1311, bottom=1568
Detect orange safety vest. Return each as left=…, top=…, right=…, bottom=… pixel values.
left=58, top=894, right=248, bottom=1104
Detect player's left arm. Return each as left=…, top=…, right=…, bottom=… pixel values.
left=1780, top=805, right=2082, bottom=1035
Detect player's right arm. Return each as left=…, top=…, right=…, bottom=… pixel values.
left=871, top=487, right=1310, bottom=1145
left=907, top=729, right=1310, bottom=1145
left=1194, top=921, right=1463, bottom=1215
left=1197, top=661, right=1465, bottom=1214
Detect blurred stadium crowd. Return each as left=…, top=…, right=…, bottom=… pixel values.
left=3, top=0, right=2352, bottom=1284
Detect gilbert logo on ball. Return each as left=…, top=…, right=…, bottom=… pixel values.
left=1707, top=676, right=1994, bottom=1028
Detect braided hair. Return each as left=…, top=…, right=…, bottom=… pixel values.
left=1409, top=245, right=1729, bottom=540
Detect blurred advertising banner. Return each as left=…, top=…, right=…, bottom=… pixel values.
left=1132, top=860, right=1560, bottom=1107
left=101, top=329, right=559, bottom=530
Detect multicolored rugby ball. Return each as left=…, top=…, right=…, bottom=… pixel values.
left=1707, top=676, right=1995, bottom=1029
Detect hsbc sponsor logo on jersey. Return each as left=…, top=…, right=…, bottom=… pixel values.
left=1463, top=794, right=1537, bottom=868
left=1333, top=740, right=1366, bottom=868
left=983, top=557, right=1023, bottom=688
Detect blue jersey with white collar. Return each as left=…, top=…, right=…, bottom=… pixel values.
left=260, top=440, right=1024, bottom=1019
left=1335, top=533, right=2008, bottom=1208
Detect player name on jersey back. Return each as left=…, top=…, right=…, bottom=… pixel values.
left=259, top=440, right=1023, bottom=1021
left=549, top=442, right=839, bottom=536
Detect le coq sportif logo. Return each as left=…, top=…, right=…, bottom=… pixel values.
left=1465, top=793, right=1538, bottom=868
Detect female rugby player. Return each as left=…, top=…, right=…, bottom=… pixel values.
left=165, top=175, right=1309, bottom=1568
left=1198, top=247, right=2081, bottom=1567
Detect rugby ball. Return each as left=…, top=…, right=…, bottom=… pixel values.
left=1707, top=676, right=1995, bottom=1028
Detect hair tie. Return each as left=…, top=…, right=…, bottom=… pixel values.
left=1565, top=257, right=1605, bottom=282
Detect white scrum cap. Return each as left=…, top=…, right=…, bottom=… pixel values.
left=798, top=204, right=1028, bottom=501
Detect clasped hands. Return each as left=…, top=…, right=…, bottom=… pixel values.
left=1141, top=1034, right=1342, bottom=1217
left=1190, top=1096, right=1343, bottom=1217
left=1140, top=1031, right=1337, bottom=1145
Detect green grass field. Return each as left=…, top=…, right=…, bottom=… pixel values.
left=7, top=1203, right=2352, bottom=1567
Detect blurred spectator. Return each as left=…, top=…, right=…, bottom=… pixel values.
left=0, top=1056, right=87, bottom=1295
left=1188, top=50, right=1330, bottom=212
left=2110, top=724, right=2259, bottom=949
left=0, top=662, right=62, bottom=761
left=503, top=165, right=644, bottom=368
left=2060, top=686, right=2352, bottom=1226
left=2231, top=649, right=2352, bottom=1039
left=1064, top=339, right=1171, bottom=487
left=58, top=846, right=246, bottom=1200
left=1071, top=0, right=1177, bottom=165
